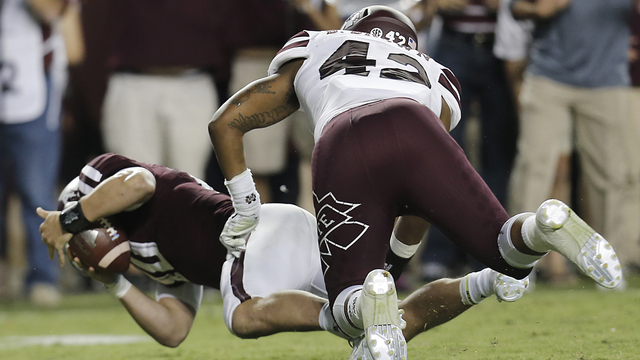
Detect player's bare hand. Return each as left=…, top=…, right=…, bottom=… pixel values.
left=536, top=0, right=572, bottom=19
left=220, top=212, right=258, bottom=257
left=485, top=0, right=500, bottom=11
left=37, top=207, right=73, bottom=266
left=291, top=0, right=313, bottom=13
left=67, top=245, right=118, bottom=284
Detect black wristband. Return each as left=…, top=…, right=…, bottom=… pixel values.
left=59, top=201, right=92, bottom=234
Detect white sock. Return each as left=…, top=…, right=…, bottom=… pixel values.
left=459, top=268, right=497, bottom=305
left=497, top=213, right=546, bottom=269
left=521, top=214, right=551, bottom=253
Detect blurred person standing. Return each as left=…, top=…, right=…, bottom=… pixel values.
left=494, top=0, right=576, bottom=285
left=430, top=0, right=515, bottom=204
left=212, top=0, right=340, bottom=205
left=632, top=4, right=640, bottom=91
left=327, top=0, right=407, bottom=20
left=101, top=0, right=231, bottom=179
left=493, top=0, right=532, bottom=101
left=419, top=0, right=518, bottom=281
left=509, top=0, right=640, bottom=282
left=629, top=2, right=640, bottom=274
left=0, top=0, right=82, bottom=306
left=294, top=0, right=342, bottom=30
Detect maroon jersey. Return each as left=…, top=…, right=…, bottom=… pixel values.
left=61, top=153, right=233, bottom=289
left=631, top=5, right=640, bottom=87
left=440, top=0, right=498, bottom=34
left=106, top=0, right=229, bottom=70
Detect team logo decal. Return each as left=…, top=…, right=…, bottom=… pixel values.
left=369, top=27, right=383, bottom=38
left=245, top=193, right=257, bottom=204
left=313, top=192, right=370, bottom=275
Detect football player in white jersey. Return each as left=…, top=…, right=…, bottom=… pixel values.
left=38, top=153, right=528, bottom=353
left=208, top=5, right=622, bottom=360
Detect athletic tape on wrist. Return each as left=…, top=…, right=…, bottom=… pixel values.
left=224, top=169, right=260, bottom=215
left=389, top=233, right=420, bottom=259
left=59, top=201, right=92, bottom=234
left=106, top=275, right=132, bottom=299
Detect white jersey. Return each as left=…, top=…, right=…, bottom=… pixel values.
left=1, top=0, right=47, bottom=123
left=493, top=0, right=533, bottom=62
left=0, top=0, right=67, bottom=125
left=268, top=30, right=462, bottom=142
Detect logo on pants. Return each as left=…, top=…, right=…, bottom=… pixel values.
left=314, top=192, right=370, bottom=275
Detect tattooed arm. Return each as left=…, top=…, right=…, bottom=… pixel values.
left=208, top=60, right=303, bottom=180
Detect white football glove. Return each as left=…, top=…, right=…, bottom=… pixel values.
left=220, top=212, right=258, bottom=257
left=221, top=169, right=261, bottom=257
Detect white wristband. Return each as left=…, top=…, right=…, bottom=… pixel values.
left=106, top=275, right=132, bottom=299
left=224, top=169, right=261, bottom=215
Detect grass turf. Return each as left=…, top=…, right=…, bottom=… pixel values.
left=1, top=276, right=639, bottom=360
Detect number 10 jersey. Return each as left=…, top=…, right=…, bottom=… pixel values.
left=268, top=30, right=463, bottom=142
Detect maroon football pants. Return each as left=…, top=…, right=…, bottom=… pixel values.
left=311, top=98, right=530, bottom=304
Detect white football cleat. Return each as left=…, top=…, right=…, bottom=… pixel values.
left=349, top=336, right=368, bottom=360
left=355, top=269, right=407, bottom=360
left=494, top=272, right=529, bottom=302
left=533, top=199, right=622, bottom=289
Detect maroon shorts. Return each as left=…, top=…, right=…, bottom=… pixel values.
left=311, top=98, right=529, bottom=303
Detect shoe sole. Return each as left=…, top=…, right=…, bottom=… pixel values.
left=360, top=270, right=407, bottom=360
left=495, top=273, right=529, bottom=302
left=536, top=200, right=622, bottom=289
left=364, top=325, right=406, bottom=360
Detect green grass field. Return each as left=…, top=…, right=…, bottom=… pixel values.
left=1, top=276, right=639, bottom=360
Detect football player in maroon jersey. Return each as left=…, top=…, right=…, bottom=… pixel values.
left=208, top=5, right=622, bottom=359
left=38, top=153, right=527, bottom=351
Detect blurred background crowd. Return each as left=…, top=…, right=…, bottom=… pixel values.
left=1, top=0, right=639, bottom=307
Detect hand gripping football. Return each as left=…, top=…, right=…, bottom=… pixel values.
left=68, top=218, right=131, bottom=273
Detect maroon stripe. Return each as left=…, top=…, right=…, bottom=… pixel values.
left=438, top=73, right=461, bottom=109
left=277, top=40, right=309, bottom=56
left=41, top=24, right=53, bottom=71
left=442, top=68, right=461, bottom=96
left=78, top=172, right=100, bottom=189
left=446, top=16, right=496, bottom=24
left=230, top=250, right=251, bottom=303
left=277, top=30, right=310, bottom=56
left=291, top=30, right=310, bottom=39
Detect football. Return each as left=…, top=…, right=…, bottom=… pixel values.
left=68, top=218, right=131, bottom=273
